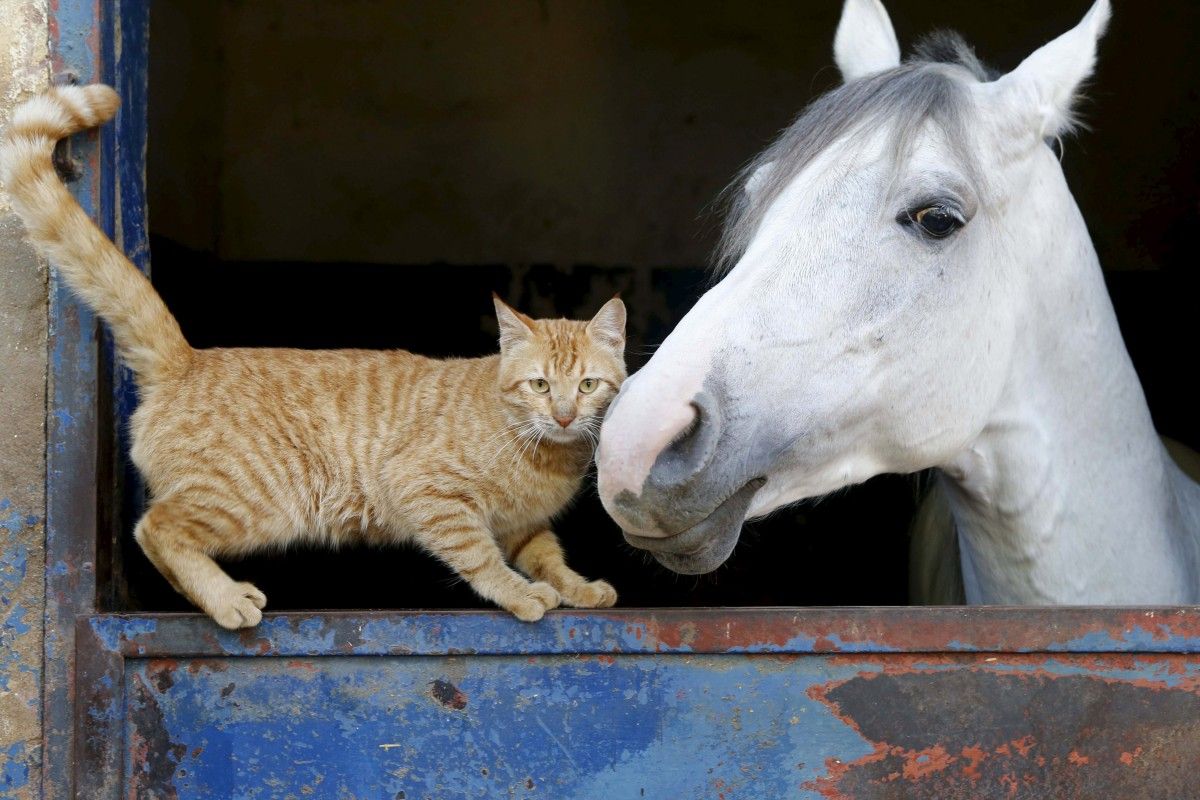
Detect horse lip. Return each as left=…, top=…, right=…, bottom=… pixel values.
left=622, top=477, right=766, bottom=574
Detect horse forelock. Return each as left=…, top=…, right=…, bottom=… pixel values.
left=714, top=32, right=991, bottom=274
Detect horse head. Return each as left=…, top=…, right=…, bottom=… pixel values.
left=598, top=0, right=1113, bottom=575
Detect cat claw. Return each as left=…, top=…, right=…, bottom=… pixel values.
left=560, top=579, right=618, bottom=609
left=208, top=582, right=268, bottom=629
left=507, top=581, right=561, bottom=622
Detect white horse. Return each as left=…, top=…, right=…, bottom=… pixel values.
left=597, top=0, right=1200, bottom=604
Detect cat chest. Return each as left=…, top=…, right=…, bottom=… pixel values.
left=491, top=470, right=584, bottom=530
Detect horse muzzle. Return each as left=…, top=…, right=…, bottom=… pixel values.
left=619, top=478, right=766, bottom=574
left=600, top=382, right=771, bottom=574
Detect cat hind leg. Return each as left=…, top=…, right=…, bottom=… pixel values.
left=134, top=501, right=267, bottom=629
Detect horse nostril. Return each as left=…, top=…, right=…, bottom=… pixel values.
left=649, top=391, right=722, bottom=487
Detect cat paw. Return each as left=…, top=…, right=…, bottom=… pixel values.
left=559, top=579, right=618, bottom=609
left=208, top=582, right=267, bottom=630
left=505, top=581, right=561, bottom=622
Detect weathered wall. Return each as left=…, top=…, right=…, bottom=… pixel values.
left=0, top=1, right=49, bottom=797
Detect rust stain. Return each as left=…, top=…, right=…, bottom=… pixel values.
left=960, top=745, right=986, bottom=781
left=428, top=679, right=467, bottom=711
left=629, top=608, right=1200, bottom=654
left=901, top=745, right=954, bottom=780
left=804, top=661, right=1200, bottom=799
left=146, top=659, right=179, bottom=693
left=127, top=673, right=186, bottom=800
left=185, top=658, right=229, bottom=675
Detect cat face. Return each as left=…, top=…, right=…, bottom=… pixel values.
left=494, top=296, right=627, bottom=445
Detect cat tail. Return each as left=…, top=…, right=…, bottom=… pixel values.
left=1, top=84, right=190, bottom=385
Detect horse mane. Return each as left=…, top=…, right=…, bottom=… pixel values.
left=714, top=32, right=992, bottom=273
left=909, top=30, right=999, bottom=82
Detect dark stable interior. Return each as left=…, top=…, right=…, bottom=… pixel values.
left=116, top=1, right=1200, bottom=613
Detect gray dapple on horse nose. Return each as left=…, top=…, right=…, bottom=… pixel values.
left=608, top=391, right=729, bottom=536
left=600, top=381, right=767, bottom=574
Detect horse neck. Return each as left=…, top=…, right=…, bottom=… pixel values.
left=940, top=170, right=1200, bottom=604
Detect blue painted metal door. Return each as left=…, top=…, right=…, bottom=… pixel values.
left=76, top=609, right=1200, bottom=798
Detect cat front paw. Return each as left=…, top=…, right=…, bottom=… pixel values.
left=505, top=581, right=561, bottom=622
left=559, top=579, right=618, bottom=609
left=207, top=581, right=268, bottom=629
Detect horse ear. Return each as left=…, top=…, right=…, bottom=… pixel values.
left=834, top=0, right=901, bottom=82
left=993, top=0, right=1111, bottom=139
left=493, top=293, right=535, bottom=351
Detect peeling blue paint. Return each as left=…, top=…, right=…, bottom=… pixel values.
left=0, top=541, right=28, bottom=581
left=0, top=501, right=38, bottom=535
left=0, top=742, right=31, bottom=795
left=4, top=604, right=31, bottom=637
left=90, top=617, right=158, bottom=653
left=1, top=532, right=33, bottom=692
left=1052, top=625, right=1188, bottom=653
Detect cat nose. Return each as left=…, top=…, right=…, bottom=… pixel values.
left=554, top=413, right=576, bottom=428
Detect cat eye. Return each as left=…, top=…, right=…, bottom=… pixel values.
left=904, top=204, right=965, bottom=239
left=578, top=378, right=598, bottom=394
left=530, top=378, right=550, bottom=394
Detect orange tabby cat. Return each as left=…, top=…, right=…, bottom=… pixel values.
left=1, top=85, right=626, bottom=628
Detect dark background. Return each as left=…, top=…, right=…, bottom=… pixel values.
left=123, top=1, right=1199, bottom=613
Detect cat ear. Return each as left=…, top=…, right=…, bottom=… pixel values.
left=586, top=296, right=626, bottom=350
left=834, top=0, right=901, bottom=83
left=493, top=294, right=535, bottom=350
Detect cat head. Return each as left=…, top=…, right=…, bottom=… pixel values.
left=493, top=294, right=627, bottom=446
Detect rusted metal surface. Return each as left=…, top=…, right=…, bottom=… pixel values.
left=42, top=3, right=150, bottom=798
left=75, top=608, right=1200, bottom=799
left=43, top=1, right=105, bottom=799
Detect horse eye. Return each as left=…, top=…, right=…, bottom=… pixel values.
left=530, top=378, right=550, bottom=394
left=911, top=205, right=963, bottom=238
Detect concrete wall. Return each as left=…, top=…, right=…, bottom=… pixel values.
left=0, top=1, right=49, bottom=797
